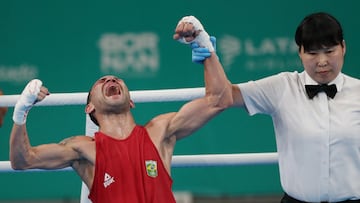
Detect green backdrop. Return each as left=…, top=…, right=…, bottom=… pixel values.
left=0, top=0, right=359, bottom=200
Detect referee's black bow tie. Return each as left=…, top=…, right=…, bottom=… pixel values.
left=305, top=84, right=337, bottom=99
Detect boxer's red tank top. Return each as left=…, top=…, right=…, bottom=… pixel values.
left=88, top=125, right=176, bottom=203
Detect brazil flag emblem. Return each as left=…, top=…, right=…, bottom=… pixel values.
left=145, top=160, right=158, bottom=178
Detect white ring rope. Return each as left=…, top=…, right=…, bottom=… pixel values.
left=0, top=87, right=205, bottom=107
left=0, top=152, right=278, bottom=173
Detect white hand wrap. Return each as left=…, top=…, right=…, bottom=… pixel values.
left=13, top=79, right=43, bottom=125
left=177, top=16, right=214, bottom=52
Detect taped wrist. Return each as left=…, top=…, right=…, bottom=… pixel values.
left=12, top=79, right=42, bottom=125
left=13, top=101, right=32, bottom=125
left=194, top=30, right=214, bottom=52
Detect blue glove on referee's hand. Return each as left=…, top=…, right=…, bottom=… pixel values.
left=191, top=36, right=216, bottom=64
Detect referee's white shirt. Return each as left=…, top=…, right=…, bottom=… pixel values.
left=238, top=71, right=360, bottom=202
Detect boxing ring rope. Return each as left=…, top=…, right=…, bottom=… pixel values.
left=0, top=86, right=278, bottom=202
left=0, top=152, right=278, bottom=173
left=0, top=87, right=206, bottom=107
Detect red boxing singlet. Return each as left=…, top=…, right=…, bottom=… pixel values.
left=88, top=125, right=176, bottom=203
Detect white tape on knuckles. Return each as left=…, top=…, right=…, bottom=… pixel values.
left=12, top=79, right=43, bottom=125
left=177, top=16, right=214, bottom=52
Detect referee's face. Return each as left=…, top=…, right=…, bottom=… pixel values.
left=299, top=41, right=346, bottom=84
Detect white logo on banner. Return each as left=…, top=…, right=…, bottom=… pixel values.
left=98, top=32, right=159, bottom=77
left=0, top=64, right=38, bottom=83
left=218, top=35, right=300, bottom=71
